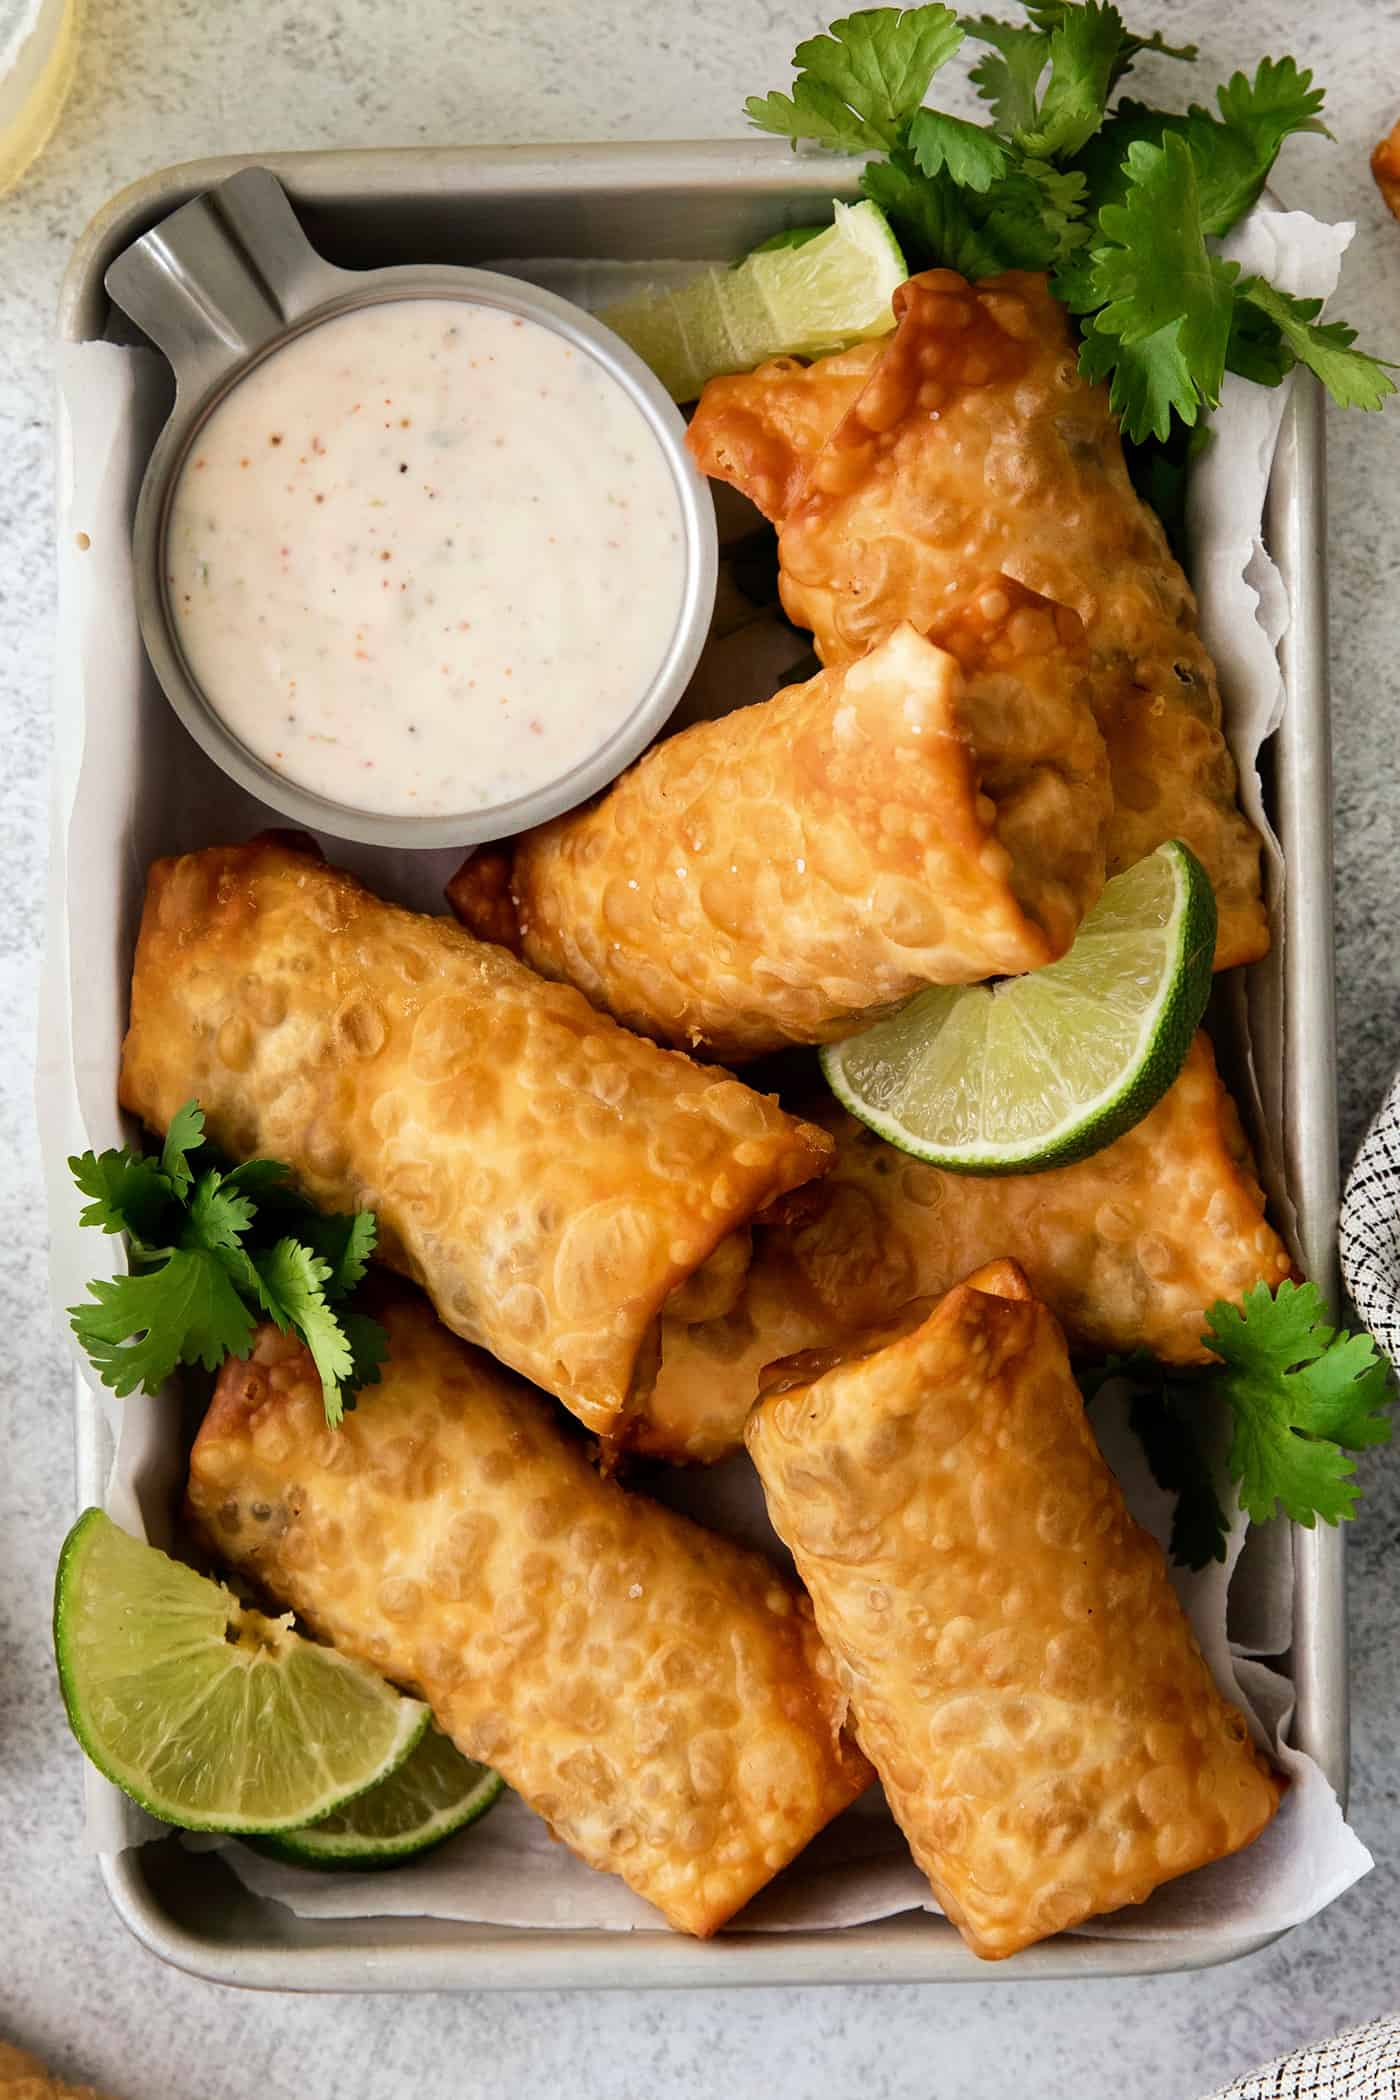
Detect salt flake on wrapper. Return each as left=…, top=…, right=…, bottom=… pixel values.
left=42, top=216, right=1373, bottom=1941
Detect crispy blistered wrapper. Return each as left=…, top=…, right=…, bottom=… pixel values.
left=686, top=339, right=886, bottom=525
left=118, top=839, right=832, bottom=1442
left=448, top=623, right=1110, bottom=1062
left=639, top=1032, right=1294, bottom=1462
left=186, top=1293, right=871, bottom=1937
left=745, top=1260, right=1283, bottom=1960
left=689, top=269, right=1268, bottom=972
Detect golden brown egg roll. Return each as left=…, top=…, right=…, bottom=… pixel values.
left=118, top=838, right=832, bottom=1443
left=745, top=1260, right=1282, bottom=1959
left=688, top=269, right=1267, bottom=971
left=448, top=621, right=1110, bottom=1062
left=638, top=1032, right=1294, bottom=1462
left=186, top=1292, right=872, bottom=1937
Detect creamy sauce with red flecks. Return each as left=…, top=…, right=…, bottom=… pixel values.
left=165, top=299, right=687, bottom=818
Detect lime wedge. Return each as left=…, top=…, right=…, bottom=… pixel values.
left=54, top=1509, right=429, bottom=1833
left=253, top=1725, right=504, bottom=1869
left=602, top=199, right=906, bottom=403
left=821, top=841, right=1217, bottom=1174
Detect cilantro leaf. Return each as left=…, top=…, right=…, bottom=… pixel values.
left=744, top=84, right=875, bottom=152
left=1078, top=61, right=1328, bottom=240
left=1021, top=0, right=1125, bottom=158
left=1205, top=1281, right=1394, bottom=1527
left=340, top=1310, right=391, bottom=1406
left=70, top=1250, right=255, bottom=1397
left=253, top=1239, right=355, bottom=1428
left=1082, top=132, right=1238, bottom=440
left=965, top=17, right=1048, bottom=136
left=69, top=1105, right=383, bottom=1428
left=1079, top=310, right=1201, bottom=443
left=1020, top=1, right=1195, bottom=92
left=909, top=108, right=1009, bottom=190
left=1216, top=54, right=1329, bottom=162
left=68, top=1146, right=174, bottom=1245
left=160, top=1100, right=206, bottom=1199
left=184, top=1168, right=257, bottom=1253
left=746, top=5, right=964, bottom=153
left=301, top=1209, right=378, bottom=1300
left=1237, top=279, right=1397, bottom=412
left=862, top=152, right=1012, bottom=275
left=986, top=160, right=1090, bottom=269
left=224, top=1157, right=295, bottom=1199
left=1224, top=296, right=1293, bottom=388
left=1128, top=1389, right=1231, bottom=1570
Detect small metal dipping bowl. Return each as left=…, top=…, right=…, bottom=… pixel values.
left=106, top=167, right=718, bottom=849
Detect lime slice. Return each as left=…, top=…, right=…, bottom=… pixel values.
left=253, top=1725, right=504, bottom=1869
left=602, top=199, right=906, bottom=403
left=821, top=841, right=1217, bottom=1174
left=54, top=1509, right=429, bottom=1833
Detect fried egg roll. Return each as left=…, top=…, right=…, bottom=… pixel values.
left=688, top=269, right=1267, bottom=971
left=639, top=1032, right=1293, bottom=1461
left=187, top=1294, right=871, bottom=1936
left=448, top=622, right=1110, bottom=1061
left=119, top=839, right=832, bottom=1443
left=745, top=1261, right=1282, bottom=1959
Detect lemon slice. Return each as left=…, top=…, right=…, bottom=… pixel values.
left=821, top=842, right=1217, bottom=1174
left=602, top=199, right=906, bottom=402
left=253, top=1726, right=504, bottom=1869
left=54, top=1509, right=429, bottom=1833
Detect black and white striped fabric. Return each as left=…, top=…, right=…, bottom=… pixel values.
left=1203, top=2017, right=1400, bottom=2098
left=1341, top=1072, right=1400, bottom=1364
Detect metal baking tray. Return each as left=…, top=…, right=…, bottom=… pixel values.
left=56, top=140, right=1343, bottom=1991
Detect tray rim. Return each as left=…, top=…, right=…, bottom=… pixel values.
left=56, top=138, right=1342, bottom=1993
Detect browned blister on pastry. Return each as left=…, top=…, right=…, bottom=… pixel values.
left=745, top=1261, right=1282, bottom=1959
left=639, top=1032, right=1294, bottom=1462
left=448, top=622, right=1110, bottom=1061
left=118, top=839, right=832, bottom=1442
left=691, top=269, right=1267, bottom=970
left=186, top=1293, right=871, bottom=1936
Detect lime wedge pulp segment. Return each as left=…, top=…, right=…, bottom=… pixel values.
left=254, top=1725, right=504, bottom=1869
left=602, top=199, right=907, bottom=403
left=821, top=841, right=1217, bottom=1175
left=54, top=1508, right=429, bottom=1833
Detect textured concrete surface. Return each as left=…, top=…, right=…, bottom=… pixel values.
left=4, top=2, right=1400, bottom=2095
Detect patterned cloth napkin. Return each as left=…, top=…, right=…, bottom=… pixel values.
left=1204, top=2017, right=1400, bottom=2098
left=1340, top=1069, right=1400, bottom=1358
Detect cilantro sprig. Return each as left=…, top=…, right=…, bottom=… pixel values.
left=1081, top=1282, right=1393, bottom=1568
left=68, top=1104, right=386, bottom=1427
left=747, top=3, right=1392, bottom=461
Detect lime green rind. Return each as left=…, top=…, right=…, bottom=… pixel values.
left=54, top=1508, right=430, bottom=1834
left=821, top=842, right=1216, bottom=1175
left=251, top=1731, right=505, bottom=1870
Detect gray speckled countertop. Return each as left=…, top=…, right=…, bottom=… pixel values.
left=5, top=3, right=1400, bottom=2094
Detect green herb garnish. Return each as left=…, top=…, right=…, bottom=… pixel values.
left=747, top=3, right=1393, bottom=451
left=1081, top=1282, right=1393, bottom=1567
left=68, top=1103, right=386, bottom=1427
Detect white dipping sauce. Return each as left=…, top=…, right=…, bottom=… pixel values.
left=165, top=298, right=688, bottom=818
